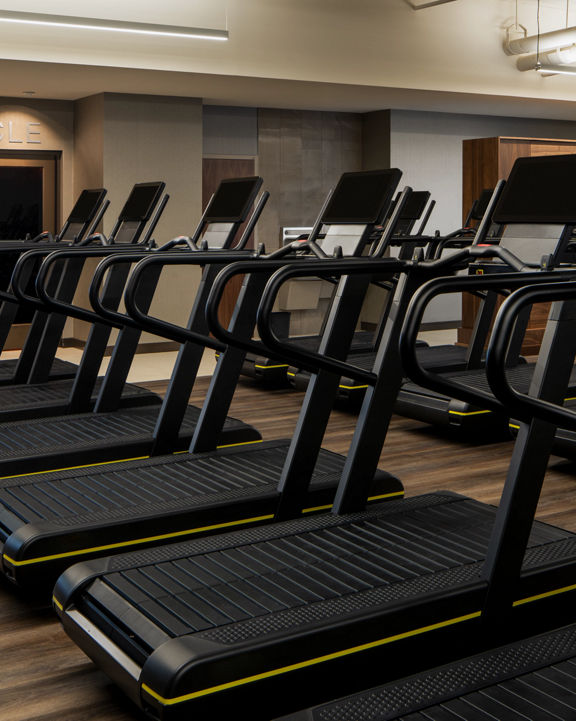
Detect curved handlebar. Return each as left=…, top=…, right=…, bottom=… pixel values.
left=34, top=247, right=151, bottom=326
left=486, top=279, right=576, bottom=428
left=122, top=250, right=255, bottom=348
left=399, top=269, right=576, bottom=414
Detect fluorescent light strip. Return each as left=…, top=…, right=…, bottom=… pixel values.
left=536, top=64, right=576, bottom=76
left=0, top=9, right=228, bottom=41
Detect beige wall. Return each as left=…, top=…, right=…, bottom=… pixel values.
left=72, top=93, right=203, bottom=343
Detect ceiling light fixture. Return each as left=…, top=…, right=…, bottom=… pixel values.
left=404, top=0, right=458, bottom=8
left=0, top=9, right=228, bottom=41
left=535, top=62, right=576, bottom=74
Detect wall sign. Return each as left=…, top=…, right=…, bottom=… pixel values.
left=0, top=120, right=41, bottom=144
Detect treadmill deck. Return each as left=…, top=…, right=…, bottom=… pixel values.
left=55, top=492, right=576, bottom=720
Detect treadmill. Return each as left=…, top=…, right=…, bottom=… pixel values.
left=0, top=182, right=169, bottom=422
left=0, top=187, right=108, bottom=385
left=53, top=155, right=576, bottom=720
left=395, top=161, right=576, bottom=431
left=0, top=169, right=404, bottom=594
left=241, top=190, right=433, bottom=386
left=276, top=278, right=576, bottom=721
left=287, top=186, right=505, bottom=404
left=0, top=176, right=268, bottom=478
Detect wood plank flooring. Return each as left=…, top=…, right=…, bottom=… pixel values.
left=1, top=376, right=576, bottom=721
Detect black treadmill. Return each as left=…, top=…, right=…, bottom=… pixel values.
left=0, top=176, right=267, bottom=479
left=53, top=155, right=576, bottom=720
left=241, top=189, right=433, bottom=386
left=0, top=187, right=108, bottom=385
left=396, top=159, right=576, bottom=431
left=287, top=186, right=503, bottom=403
left=0, top=182, right=169, bottom=422
left=276, top=281, right=576, bottom=721
left=0, top=169, right=404, bottom=594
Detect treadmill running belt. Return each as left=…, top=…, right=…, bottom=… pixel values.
left=0, top=378, right=157, bottom=419
left=66, top=494, right=571, bottom=653
left=276, top=624, right=576, bottom=720
left=0, top=442, right=394, bottom=590
left=0, top=404, right=255, bottom=477
left=401, top=363, right=576, bottom=400
left=0, top=356, right=77, bottom=382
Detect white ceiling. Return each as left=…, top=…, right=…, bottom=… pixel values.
left=1, top=0, right=576, bottom=119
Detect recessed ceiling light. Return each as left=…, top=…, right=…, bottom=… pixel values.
left=0, top=10, right=228, bottom=41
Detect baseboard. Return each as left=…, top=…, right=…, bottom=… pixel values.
left=420, top=320, right=460, bottom=331
left=361, top=320, right=459, bottom=333
left=60, top=339, right=180, bottom=356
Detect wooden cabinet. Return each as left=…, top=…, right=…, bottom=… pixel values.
left=459, top=136, right=576, bottom=354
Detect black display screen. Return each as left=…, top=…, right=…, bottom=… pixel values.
left=400, top=190, right=430, bottom=220
left=322, top=169, right=401, bottom=224
left=68, top=188, right=106, bottom=222
left=471, top=189, right=494, bottom=221
left=494, top=155, right=576, bottom=224
left=205, top=177, right=262, bottom=222
left=119, top=182, right=164, bottom=221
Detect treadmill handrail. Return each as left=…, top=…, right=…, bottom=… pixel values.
left=250, top=242, right=561, bottom=381
left=487, top=278, right=576, bottom=428
left=122, top=237, right=331, bottom=348
left=205, top=250, right=464, bottom=381
left=399, top=269, right=576, bottom=417
left=123, top=252, right=305, bottom=351
left=33, top=247, right=157, bottom=327
left=11, top=245, right=104, bottom=312
left=245, top=248, right=481, bottom=380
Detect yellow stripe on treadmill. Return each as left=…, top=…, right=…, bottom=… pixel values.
left=339, top=384, right=369, bottom=391
left=0, top=455, right=150, bottom=480
left=448, top=409, right=491, bottom=417
left=509, top=423, right=520, bottom=430
left=53, top=596, right=64, bottom=612
left=255, top=364, right=289, bottom=370
left=301, top=491, right=404, bottom=514
left=175, top=440, right=262, bottom=454
left=141, top=611, right=482, bottom=706
left=513, top=582, right=576, bottom=606
left=2, top=514, right=275, bottom=567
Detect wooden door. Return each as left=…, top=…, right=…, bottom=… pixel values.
left=0, top=152, right=57, bottom=348
left=202, top=157, right=256, bottom=328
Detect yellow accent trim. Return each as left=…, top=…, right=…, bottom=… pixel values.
left=287, top=372, right=296, bottom=378
left=4, top=487, right=403, bottom=568
left=53, top=596, right=63, bottom=612
left=301, top=491, right=404, bottom=514
left=564, top=397, right=576, bottom=402
left=0, top=456, right=150, bottom=480
left=448, top=409, right=491, bottom=417
left=216, top=439, right=263, bottom=450
left=171, top=439, right=263, bottom=456
left=339, top=384, right=369, bottom=391
left=2, top=514, right=275, bottom=567
left=0, top=439, right=263, bottom=478
left=513, top=582, right=576, bottom=607
left=141, top=611, right=482, bottom=706
left=509, top=423, right=520, bottom=430
left=255, top=363, right=289, bottom=370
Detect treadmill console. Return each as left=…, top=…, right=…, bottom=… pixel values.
left=118, top=181, right=165, bottom=222
left=67, top=188, right=107, bottom=223
left=204, top=176, right=262, bottom=223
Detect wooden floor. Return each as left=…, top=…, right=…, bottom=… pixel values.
left=2, top=376, right=576, bottom=721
